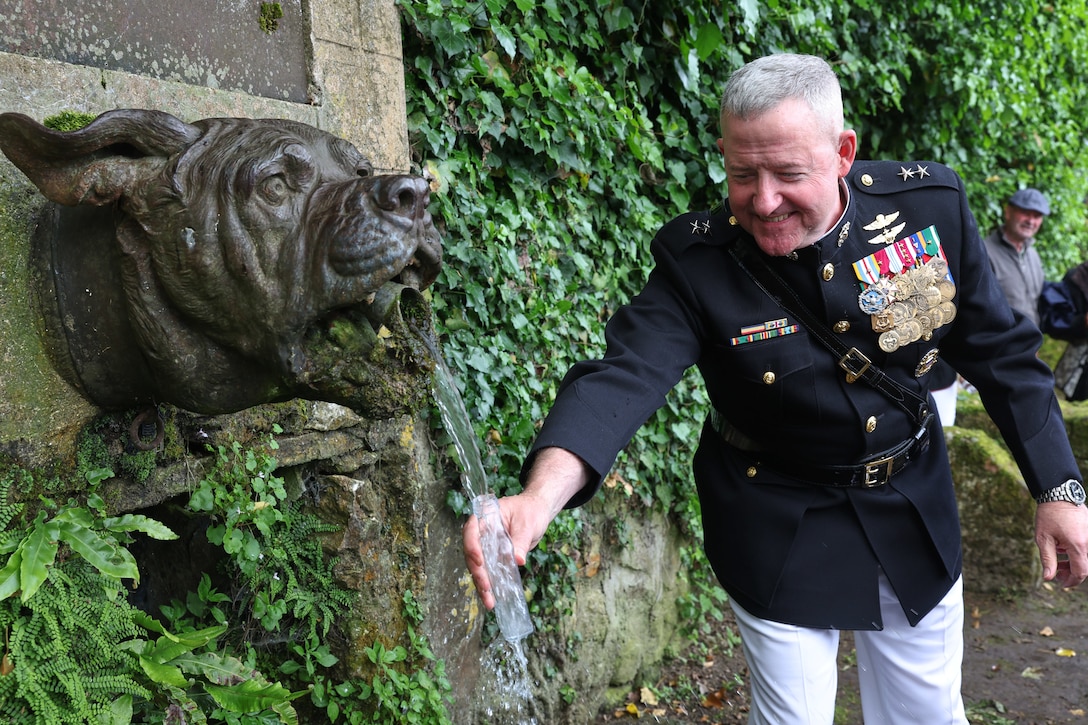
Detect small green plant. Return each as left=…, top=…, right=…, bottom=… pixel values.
left=42, top=110, right=96, bottom=131
left=259, top=2, right=284, bottom=33
left=323, top=590, right=452, bottom=725
left=188, top=435, right=288, bottom=578
left=0, top=469, right=176, bottom=603
left=0, top=467, right=178, bottom=722
left=2, top=424, right=454, bottom=723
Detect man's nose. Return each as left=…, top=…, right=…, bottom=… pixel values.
left=752, top=178, right=782, bottom=214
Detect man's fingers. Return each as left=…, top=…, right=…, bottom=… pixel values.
left=462, top=514, right=496, bottom=609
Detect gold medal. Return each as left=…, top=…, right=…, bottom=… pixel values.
left=879, top=329, right=901, bottom=353
left=927, top=257, right=949, bottom=277
left=930, top=306, right=945, bottom=328
left=901, top=318, right=923, bottom=343
left=915, top=286, right=942, bottom=310
left=895, top=272, right=917, bottom=296
left=911, top=264, right=936, bottom=289
left=889, top=302, right=911, bottom=325
left=940, top=301, right=957, bottom=324
left=937, top=279, right=955, bottom=301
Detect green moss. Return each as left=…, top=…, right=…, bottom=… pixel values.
left=42, top=111, right=96, bottom=132
left=258, top=2, right=283, bottom=33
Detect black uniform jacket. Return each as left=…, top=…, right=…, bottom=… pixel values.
left=524, top=159, right=1081, bottom=629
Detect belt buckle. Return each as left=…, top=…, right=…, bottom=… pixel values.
left=862, top=456, right=894, bottom=487
left=838, top=347, right=871, bottom=384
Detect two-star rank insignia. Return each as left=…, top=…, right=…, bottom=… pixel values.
left=898, top=164, right=930, bottom=182
left=690, top=219, right=710, bottom=234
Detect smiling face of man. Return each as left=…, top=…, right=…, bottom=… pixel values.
left=717, top=98, right=857, bottom=257
left=1002, top=203, right=1045, bottom=250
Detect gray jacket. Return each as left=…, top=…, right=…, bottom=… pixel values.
left=982, top=227, right=1044, bottom=325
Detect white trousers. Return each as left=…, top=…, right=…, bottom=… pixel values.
left=931, top=383, right=958, bottom=428
left=730, top=574, right=967, bottom=724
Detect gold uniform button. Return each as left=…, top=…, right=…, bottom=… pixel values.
left=861, top=174, right=874, bottom=187
left=728, top=215, right=738, bottom=226
left=821, top=263, right=835, bottom=281
left=762, top=371, right=776, bottom=385
left=833, top=320, right=850, bottom=333
left=865, top=416, right=878, bottom=433
left=746, top=466, right=758, bottom=478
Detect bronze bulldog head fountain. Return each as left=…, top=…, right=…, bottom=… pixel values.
left=0, top=109, right=443, bottom=416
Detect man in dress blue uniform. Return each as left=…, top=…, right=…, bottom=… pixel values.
left=464, top=54, right=1088, bottom=723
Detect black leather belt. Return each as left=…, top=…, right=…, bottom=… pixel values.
left=710, top=410, right=934, bottom=488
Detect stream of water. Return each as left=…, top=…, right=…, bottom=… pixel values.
left=424, top=339, right=538, bottom=722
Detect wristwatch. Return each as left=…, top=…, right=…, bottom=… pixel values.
left=1034, top=479, right=1087, bottom=506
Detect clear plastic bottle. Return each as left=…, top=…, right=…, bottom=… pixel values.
left=472, top=493, right=534, bottom=641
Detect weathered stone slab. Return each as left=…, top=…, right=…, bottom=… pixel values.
left=0, top=0, right=311, bottom=102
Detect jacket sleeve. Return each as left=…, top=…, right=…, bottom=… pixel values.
left=520, top=214, right=710, bottom=507
left=938, top=174, right=1081, bottom=495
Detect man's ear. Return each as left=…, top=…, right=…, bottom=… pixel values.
left=837, top=130, right=858, bottom=175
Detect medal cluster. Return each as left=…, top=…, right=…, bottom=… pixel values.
left=859, top=256, right=957, bottom=353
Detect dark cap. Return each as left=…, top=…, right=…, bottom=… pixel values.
left=1008, top=188, right=1050, bottom=215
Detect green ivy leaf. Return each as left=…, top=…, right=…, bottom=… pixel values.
left=694, top=22, right=723, bottom=61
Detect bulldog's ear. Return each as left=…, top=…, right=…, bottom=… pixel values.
left=0, top=109, right=202, bottom=206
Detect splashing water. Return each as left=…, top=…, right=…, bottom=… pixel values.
left=425, top=341, right=534, bottom=642
left=480, top=639, right=538, bottom=725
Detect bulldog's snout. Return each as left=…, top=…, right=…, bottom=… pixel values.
left=372, top=175, right=431, bottom=221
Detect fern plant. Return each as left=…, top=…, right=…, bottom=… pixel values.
left=0, top=559, right=150, bottom=724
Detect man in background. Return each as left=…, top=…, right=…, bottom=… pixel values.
left=983, top=187, right=1051, bottom=325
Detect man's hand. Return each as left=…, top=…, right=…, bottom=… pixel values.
left=1035, top=501, right=1088, bottom=588
left=463, top=447, right=590, bottom=610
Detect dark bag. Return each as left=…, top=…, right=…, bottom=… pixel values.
left=1039, top=261, right=1088, bottom=340
left=1038, top=280, right=1087, bottom=341
left=1054, top=340, right=1088, bottom=401
left=1039, top=262, right=1088, bottom=401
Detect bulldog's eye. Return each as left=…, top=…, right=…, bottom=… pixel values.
left=258, top=175, right=290, bottom=204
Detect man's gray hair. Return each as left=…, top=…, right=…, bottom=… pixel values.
left=720, top=54, right=844, bottom=139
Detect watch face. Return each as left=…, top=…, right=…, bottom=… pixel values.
left=1072, top=481, right=1087, bottom=505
